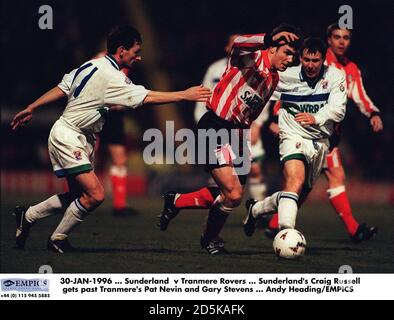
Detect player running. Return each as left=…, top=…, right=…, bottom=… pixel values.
left=189, top=32, right=268, bottom=210
left=261, top=24, right=381, bottom=242
left=160, top=24, right=302, bottom=254
left=323, top=23, right=381, bottom=240
left=243, top=38, right=347, bottom=236
left=94, top=50, right=140, bottom=217
left=11, top=25, right=211, bottom=253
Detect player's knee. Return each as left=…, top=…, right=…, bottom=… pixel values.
left=224, top=189, right=243, bottom=208
left=93, top=190, right=105, bottom=206
left=87, top=187, right=105, bottom=208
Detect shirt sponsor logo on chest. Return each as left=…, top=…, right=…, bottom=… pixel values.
left=239, top=90, right=264, bottom=110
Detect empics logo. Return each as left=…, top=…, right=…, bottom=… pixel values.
left=1, top=278, right=50, bottom=292
left=3, top=280, right=15, bottom=287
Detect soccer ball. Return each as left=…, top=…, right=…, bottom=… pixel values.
left=273, top=229, right=307, bottom=259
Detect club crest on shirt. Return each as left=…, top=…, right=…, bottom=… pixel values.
left=322, top=79, right=328, bottom=89
left=73, top=151, right=82, bottom=160
left=295, top=142, right=302, bottom=149
left=339, top=83, right=345, bottom=92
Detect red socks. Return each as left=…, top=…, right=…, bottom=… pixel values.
left=174, top=187, right=220, bottom=209
left=328, top=187, right=358, bottom=235
left=269, top=213, right=279, bottom=229
left=110, top=166, right=127, bottom=209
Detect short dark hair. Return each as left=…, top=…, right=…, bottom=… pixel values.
left=300, top=37, right=327, bottom=59
left=326, top=23, right=352, bottom=38
left=107, top=25, right=142, bottom=54
left=269, top=23, right=303, bottom=50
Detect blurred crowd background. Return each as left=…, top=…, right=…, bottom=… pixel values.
left=1, top=0, right=393, bottom=198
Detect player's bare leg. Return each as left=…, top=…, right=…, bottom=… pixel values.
left=47, top=171, right=105, bottom=253
left=324, top=148, right=377, bottom=242
left=200, top=165, right=244, bottom=254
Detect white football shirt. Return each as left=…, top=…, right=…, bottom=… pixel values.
left=273, top=64, right=347, bottom=140
left=57, top=55, right=149, bottom=133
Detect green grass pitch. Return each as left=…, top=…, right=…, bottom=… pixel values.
left=1, top=194, right=393, bottom=273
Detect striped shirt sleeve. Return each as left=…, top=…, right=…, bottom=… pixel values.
left=232, top=34, right=266, bottom=54
left=350, top=66, right=380, bottom=117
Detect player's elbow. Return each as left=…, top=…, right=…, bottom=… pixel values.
left=143, top=91, right=162, bottom=105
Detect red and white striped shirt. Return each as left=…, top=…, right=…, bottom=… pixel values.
left=325, top=48, right=380, bottom=117
left=207, top=34, right=279, bottom=127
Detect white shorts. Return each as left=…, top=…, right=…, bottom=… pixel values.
left=251, top=138, right=265, bottom=162
left=279, top=135, right=329, bottom=188
left=48, top=119, right=95, bottom=178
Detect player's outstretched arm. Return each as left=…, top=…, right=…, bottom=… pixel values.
left=11, top=86, right=66, bottom=130
left=232, top=31, right=299, bottom=54
left=143, top=85, right=211, bottom=105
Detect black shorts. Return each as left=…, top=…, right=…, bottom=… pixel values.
left=100, top=111, right=126, bottom=146
left=196, top=111, right=250, bottom=185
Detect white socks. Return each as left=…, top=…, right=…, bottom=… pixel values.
left=278, top=192, right=299, bottom=229
left=251, top=191, right=281, bottom=217
left=252, top=191, right=299, bottom=229
left=25, top=193, right=73, bottom=223
left=50, top=199, right=89, bottom=241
